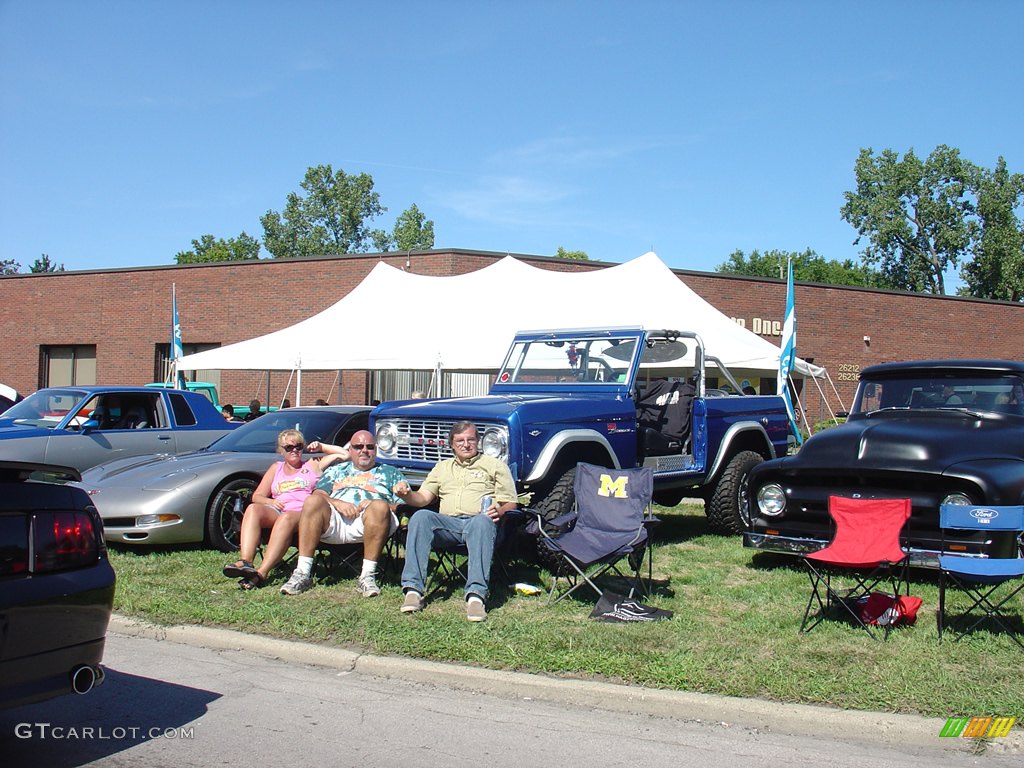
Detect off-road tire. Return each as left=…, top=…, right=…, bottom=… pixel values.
left=533, top=465, right=577, bottom=527
left=705, top=450, right=762, bottom=535
left=529, top=465, right=577, bottom=569
left=206, top=478, right=257, bottom=552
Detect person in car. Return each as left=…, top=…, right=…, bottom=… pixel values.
left=223, top=429, right=347, bottom=589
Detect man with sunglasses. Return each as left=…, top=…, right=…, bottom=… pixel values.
left=394, top=421, right=518, bottom=622
left=280, top=430, right=406, bottom=597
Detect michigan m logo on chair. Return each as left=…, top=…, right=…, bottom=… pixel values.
left=597, top=473, right=629, bottom=498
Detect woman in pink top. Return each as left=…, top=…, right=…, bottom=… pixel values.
left=223, top=428, right=347, bottom=589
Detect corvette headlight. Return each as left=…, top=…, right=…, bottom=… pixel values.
left=479, top=427, right=509, bottom=462
left=756, top=484, right=787, bottom=516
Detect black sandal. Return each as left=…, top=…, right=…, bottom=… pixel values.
left=238, top=572, right=266, bottom=591
left=223, top=560, right=256, bottom=579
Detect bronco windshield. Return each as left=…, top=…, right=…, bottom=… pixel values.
left=496, top=332, right=694, bottom=386
left=853, top=374, right=1024, bottom=416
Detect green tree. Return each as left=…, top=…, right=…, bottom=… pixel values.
left=391, top=204, right=435, bottom=251
left=1, top=258, right=20, bottom=275
left=716, top=248, right=882, bottom=287
left=175, top=232, right=261, bottom=264
left=554, top=246, right=589, bottom=260
left=29, top=254, right=65, bottom=272
left=960, top=157, right=1024, bottom=302
left=840, top=145, right=976, bottom=294
left=260, top=165, right=389, bottom=259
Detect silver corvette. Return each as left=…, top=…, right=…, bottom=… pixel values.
left=77, top=406, right=371, bottom=552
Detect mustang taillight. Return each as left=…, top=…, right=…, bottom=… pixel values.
left=0, top=515, right=30, bottom=576
left=33, top=511, right=99, bottom=572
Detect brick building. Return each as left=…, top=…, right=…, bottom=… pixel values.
left=1, top=248, right=1021, bottom=424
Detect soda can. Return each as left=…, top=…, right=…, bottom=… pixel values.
left=480, top=495, right=492, bottom=513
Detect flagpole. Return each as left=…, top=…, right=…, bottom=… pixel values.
left=778, top=259, right=803, bottom=447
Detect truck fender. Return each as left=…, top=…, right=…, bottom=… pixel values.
left=705, top=422, right=777, bottom=482
left=524, top=429, right=620, bottom=484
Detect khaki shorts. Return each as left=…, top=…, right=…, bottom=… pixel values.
left=321, top=506, right=399, bottom=545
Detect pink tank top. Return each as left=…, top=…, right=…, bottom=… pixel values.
left=270, top=460, right=319, bottom=514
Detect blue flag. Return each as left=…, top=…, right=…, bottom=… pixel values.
left=171, top=285, right=186, bottom=389
left=778, top=259, right=802, bottom=445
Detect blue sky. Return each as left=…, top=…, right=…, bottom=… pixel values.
left=2, top=0, right=1021, bottom=278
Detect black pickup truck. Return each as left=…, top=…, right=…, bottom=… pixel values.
left=744, top=360, right=1024, bottom=567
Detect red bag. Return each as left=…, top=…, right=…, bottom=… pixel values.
left=856, top=593, right=923, bottom=627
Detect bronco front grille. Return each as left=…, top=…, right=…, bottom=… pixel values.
left=391, top=419, right=459, bottom=464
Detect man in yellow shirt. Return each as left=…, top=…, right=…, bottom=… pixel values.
left=394, top=421, right=517, bottom=622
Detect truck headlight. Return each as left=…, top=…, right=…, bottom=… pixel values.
left=479, top=427, right=509, bottom=462
left=756, top=484, right=786, bottom=516
left=375, top=422, right=398, bottom=456
left=941, top=492, right=973, bottom=507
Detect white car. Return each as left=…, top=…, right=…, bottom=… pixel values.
left=0, top=383, right=19, bottom=414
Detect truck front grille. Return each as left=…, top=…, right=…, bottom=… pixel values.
left=393, top=419, right=458, bottom=464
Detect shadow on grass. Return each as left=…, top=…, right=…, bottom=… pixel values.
left=648, top=508, right=713, bottom=545
left=746, top=551, right=804, bottom=573
left=107, top=541, right=208, bottom=556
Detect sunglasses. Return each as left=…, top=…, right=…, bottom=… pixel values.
left=281, top=444, right=304, bottom=453
left=351, top=443, right=376, bottom=451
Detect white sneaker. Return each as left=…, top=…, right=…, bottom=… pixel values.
left=280, top=571, right=312, bottom=595
left=401, top=591, right=424, bottom=613
left=466, top=597, right=487, bottom=622
left=357, top=573, right=380, bottom=598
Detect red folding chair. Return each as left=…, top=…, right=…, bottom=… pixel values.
left=800, top=496, right=912, bottom=640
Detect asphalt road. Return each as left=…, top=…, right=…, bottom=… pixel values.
left=1, top=619, right=1019, bottom=768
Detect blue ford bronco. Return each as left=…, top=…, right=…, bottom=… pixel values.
left=372, top=327, right=790, bottom=533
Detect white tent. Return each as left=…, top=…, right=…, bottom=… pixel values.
left=177, top=251, right=824, bottom=382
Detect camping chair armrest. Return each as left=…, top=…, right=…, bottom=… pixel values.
left=523, top=507, right=577, bottom=538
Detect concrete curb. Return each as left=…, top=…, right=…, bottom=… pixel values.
left=108, top=614, right=1021, bottom=756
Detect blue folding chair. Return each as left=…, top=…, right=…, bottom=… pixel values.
left=531, top=463, right=656, bottom=604
left=938, top=504, right=1024, bottom=650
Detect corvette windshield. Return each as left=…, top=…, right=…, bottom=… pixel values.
left=206, top=410, right=352, bottom=452
left=854, top=375, right=1024, bottom=415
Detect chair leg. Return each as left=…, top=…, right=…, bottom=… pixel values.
left=938, top=570, right=947, bottom=642
left=945, top=578, right=1024, bottom=650
left=801, top=563, right=907, bottom=641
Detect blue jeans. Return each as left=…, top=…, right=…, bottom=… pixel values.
left=401, top=510, right=497, bottom=601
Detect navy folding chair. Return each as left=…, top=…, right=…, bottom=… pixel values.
left=801, top=496, right=912, bottom=640
left=419, top=510, right=523, bottom=599
left=531, top=463, right=656, bottom=604
left=938, top=504, right=1024, bottom=650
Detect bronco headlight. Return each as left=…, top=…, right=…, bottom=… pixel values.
left=479, top=426, right=509, bottom=462
left=756, top=484, right=787, bottom=516
left=375, top=422, right=398, bottom=456
left=941, top=492, right=973, bottom=507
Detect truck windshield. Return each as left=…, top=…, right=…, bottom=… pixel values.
left=497, top=335, right=639, bottom=385
left=854, top=375, right=1024, bottom=415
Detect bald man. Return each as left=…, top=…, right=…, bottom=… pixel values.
left=280, top=430, right=407, bottom=597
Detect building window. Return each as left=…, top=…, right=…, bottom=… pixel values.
left=155, top=343, right=220, bottom=386
left=368, top=370, right=490, bottom=401
left=42, top=345, right=97, bottom=387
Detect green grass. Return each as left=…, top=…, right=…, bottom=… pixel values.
left=108, top=503, right=1022, bottom=718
